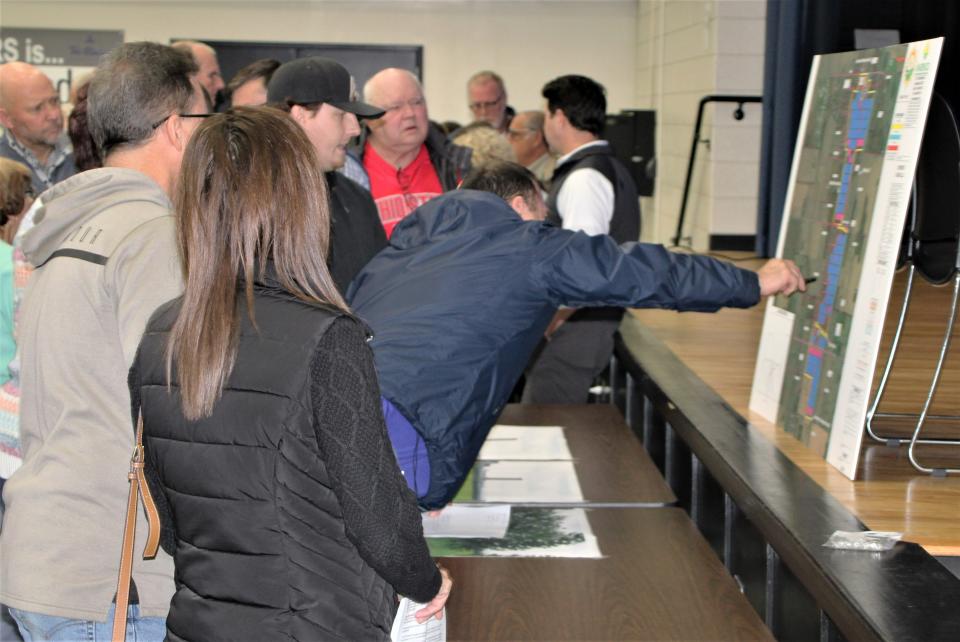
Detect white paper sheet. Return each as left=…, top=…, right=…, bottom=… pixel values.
left=476, top=460, right=584, bottom=503
left=391, top=598, right=446, bottom=642
left=478, top=425, right=572, bottom=461
left=421, top=505, right=511, bottom=539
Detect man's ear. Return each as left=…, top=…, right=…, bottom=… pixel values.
left=290, top=104, right=309, bottom=126
left=158, top=114, right=189, bottom=153
left=553, top=108, right=568, bottom=128
left=509, top=194, right=535, bottom=221
left=0, top=107, right=11, bottom=130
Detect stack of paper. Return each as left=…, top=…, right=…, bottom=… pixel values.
left=391, top=598, right=445, bottom=642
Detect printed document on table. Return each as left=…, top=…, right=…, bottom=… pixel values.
left=391, top=598, right=445, bottom=642
left=478, top=425, right=572, bottom=460
left=421, top=504, right=511, bottom=538
left=477, top=460, right=584, bottom=503
left=483, top=508, right=602, bottom=558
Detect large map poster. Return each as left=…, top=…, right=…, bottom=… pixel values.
left=750, top=39, right=942, bottom=479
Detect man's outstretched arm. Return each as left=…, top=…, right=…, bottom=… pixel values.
left=535, top=231, right=806, bottom=312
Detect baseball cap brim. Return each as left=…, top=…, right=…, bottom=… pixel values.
left=331, top=100, right=385, bottom=119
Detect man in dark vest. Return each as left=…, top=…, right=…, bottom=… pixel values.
left=522, top=74, right=642, bottom=404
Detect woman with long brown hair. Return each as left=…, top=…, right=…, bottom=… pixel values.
left=129, top=107, right=450, bottom=641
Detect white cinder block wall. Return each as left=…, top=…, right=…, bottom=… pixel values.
left=6, top=0, right=766, bottom=249
left=710, top=1, right=765, bottom=245
left=2, top=0, right=639, bottom=133
left=636, top=0, right=765, bottom=249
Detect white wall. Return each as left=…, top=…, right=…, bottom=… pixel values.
left=635, top=0, right=765, bottom=248
left=5, top=0, right=769, bottom=245
left=710, top=0, right=765, bottom=240
left=636, top=0, right=716, bottom=245
left=2, top=0, right=639, bottom=126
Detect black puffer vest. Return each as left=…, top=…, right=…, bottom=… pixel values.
left=546, top=142, right=641, bottom=243
left=135, top=277, right=396, bottom=642
left=547, top=142, right=642, bottom=322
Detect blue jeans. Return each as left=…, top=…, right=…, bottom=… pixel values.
left=0, top=477, right=22, bottom=641
left=8, top=605, right=165, bottom=642
left=1, top=604, right=23, bottom=642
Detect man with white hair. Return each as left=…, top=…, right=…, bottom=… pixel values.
left=508, top=110, right=556, bottom=188
left=360, top=68, right=471, bottom=236
left=172, top=40, right=225, bottom=105
left=0, top=62, right=76, bottom=193
left=467, top=70, right=513, bottom=133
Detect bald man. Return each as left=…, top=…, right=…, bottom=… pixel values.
left=359, top=68, right=471, bottom=235
left=173, top=40, right=225, bottom=105
left=0, top=62, right=76, bottom=193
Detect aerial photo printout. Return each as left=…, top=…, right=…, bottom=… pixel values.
left=750, top=38, right=942, bottom=479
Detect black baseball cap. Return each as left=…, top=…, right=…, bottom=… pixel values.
left=267, top=56, right=385, bottom=118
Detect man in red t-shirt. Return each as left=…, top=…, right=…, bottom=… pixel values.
left=360, top=68, right=471, bottom=236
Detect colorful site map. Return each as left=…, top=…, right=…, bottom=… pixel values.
left=750, top=39, right=942, bottom=479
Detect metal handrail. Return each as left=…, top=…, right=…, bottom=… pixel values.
left=673, top=95, right=762, bottom=247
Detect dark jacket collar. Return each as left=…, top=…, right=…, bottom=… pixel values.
left=233, top=259, right=284, bottom=295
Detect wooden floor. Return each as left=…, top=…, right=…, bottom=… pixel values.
left=625, top=259, right=960, bottom=555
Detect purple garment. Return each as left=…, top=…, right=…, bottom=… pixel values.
left=381, top=397, right=430, bottom=498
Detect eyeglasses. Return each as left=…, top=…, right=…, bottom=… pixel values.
left=102, top=112, right=215, bottom=154
left=149, top=112, right=216, bottom=129
left=469, top=94, right=505, bottom=112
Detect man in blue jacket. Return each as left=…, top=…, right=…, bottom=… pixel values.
left=347, top=161, right=805, bottom=509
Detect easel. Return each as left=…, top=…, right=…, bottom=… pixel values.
left=865, top=92, right=960, bottom=475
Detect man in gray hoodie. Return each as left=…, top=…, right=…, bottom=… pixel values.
left=0, top=42, right=205, bottom=641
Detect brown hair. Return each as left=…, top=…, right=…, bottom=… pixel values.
left=0, top=158, right=33, bottom=227
left=227, top=58, right=281, bottom=95
left=168, top=106, right=348, bottom=420
left=67, top=80, right=102, bottom=172
left=460, top=160, right=542, bottom=211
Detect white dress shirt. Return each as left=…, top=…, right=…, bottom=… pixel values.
left=555, top=140, right=614, bottom=236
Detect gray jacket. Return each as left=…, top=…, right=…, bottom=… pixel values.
left=0, top=168, right=180, bottom=620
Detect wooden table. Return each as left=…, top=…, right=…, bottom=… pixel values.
left=462, top=404, right=676, bottom=506
left=441, top=507, right=772, bottom=641
left=614, top=289, right=960, bottom=639
left=624, top=264, right=960, bottom=554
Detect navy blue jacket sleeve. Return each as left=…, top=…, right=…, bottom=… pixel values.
left=533, top=230, right=761, bottom=312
